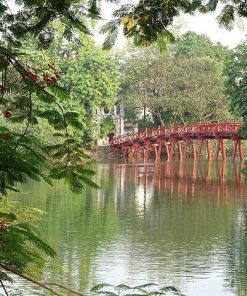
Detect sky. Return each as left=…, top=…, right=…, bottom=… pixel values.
left=98, top=1, right=247, bottom=49
left=182, top=9, right=247, bottom=48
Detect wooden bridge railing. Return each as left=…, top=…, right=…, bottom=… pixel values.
left=111, top=122, right=242, bottom=146
left=109, top=122, right=244, bottom=161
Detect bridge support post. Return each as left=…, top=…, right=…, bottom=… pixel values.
left=191, top=140, right=197, bottom=160
left=198, top=139, right=203, bottom=159
left=164, top=141, right=170, bottom=161
left=169, top=138, right=175, bottom=160
left=216, top=139, right=226, bottom=160
left=122, top=146, right=127, bottom=160
left=142, top=147, right=146, bottom=162
left=132, top=143, right=139, bottom=161
left=239, top=140, right=243, bottom=160
left=206, top=160, right=212, bottom=182
left=158, top=140, right=163, bottom=161
left=198, top=139, right=211, bottom=160
left=153, top=141, right=163, bottom=162
left=232, top=139, right=243, bottom=161
left=153, top=144, right=159, bottom=162
left=177, top=141, right=183, bottom=160
left=183, top=139, right=188, bottom=159
left=183, top=138, right=197, bottom=159
left=144, top=141, right=151, bottom=162
left=206, top=140, right=211, bottom=160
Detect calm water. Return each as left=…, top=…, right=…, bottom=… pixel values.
left=10, top=160, right=247, bottom=295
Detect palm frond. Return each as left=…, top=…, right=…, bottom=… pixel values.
left=91, top=283, right=114, bottom=292
left=217, top=4, right=236, bottom=29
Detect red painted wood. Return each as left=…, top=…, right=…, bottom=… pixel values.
left=239, top=140, right=243, bottom=160
left=111, top=122, right=243, bottom=160
left=164, top=142, right=170, bottom=161
left=206, top=140, right=211, bottom=160
left=191, top=140, right=197, bottom=160
left=178, top=142, right=183, bottom=160
left=232, top=140, right=237, bottom=161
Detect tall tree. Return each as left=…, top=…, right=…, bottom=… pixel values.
left=174, top=31, right=230, bottom=62
left=225, top=39, right=247, bottom=130
left=20, top=22, right=120, bottom=147
left=0, top=0, right=116, bottom=290
left=122, top=36, right=233, bottom=128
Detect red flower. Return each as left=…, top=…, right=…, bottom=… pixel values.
left=55, top=72, right=61, bottom=79
left=0, top=221, right=7, bottom=231
left=4, top=110, right=12, bottom=118
left=26, top=70, right=38, bottom=81
left=2, top=133, right=10, bottom=143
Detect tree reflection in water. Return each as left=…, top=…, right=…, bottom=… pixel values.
left=13, top=160, right=247, bottom=296
left=107, top=160, right=247, bottom=295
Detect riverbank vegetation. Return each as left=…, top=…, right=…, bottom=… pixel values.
left=0, top=0, right=119, bottom=293
left=0, top=0, right=247, bottom=295
left=121, top=32, right=237, bottom=129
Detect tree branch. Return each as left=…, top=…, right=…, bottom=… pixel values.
left=45, top=282, right=84, bottom=296
left=0, top=279, right=9, bottom=296
left=0, top=263, right=61, bottom=296
left=0, top=45, right=71, bottom=166
left=11, top=88, right=33, bottom=154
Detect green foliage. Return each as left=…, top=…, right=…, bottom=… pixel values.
left=4, top=0, right=121, bottom=48
left=19, top=21, right=120, bottom=147
left=0, top=200, right=56, bottom=282
left=0, top=0, right=117, bottom=288
left=101, top=1, right=180, bottom=50
left=124, top=107, right=139, bottom=124
left=200, top=0, right=247, bottom=29
left=101, top=0, right=247, bottom=50
left=122, top=33, right=234, bottom=127
left=91, top=282, right=185, bottom=296
left=100, top=116, right=115, bottom=138
left=225, top=38, right=247, bottom=132
left=174, top=31, right=230, bottom=62
left=138, top=116, right=155, bottom=131
left=0, top=52, right=97, bottom=196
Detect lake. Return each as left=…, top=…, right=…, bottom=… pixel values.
left=10, top=160, right=247, bottom=295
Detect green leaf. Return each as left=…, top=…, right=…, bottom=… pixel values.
left=91, top=283, right=114, bottom=292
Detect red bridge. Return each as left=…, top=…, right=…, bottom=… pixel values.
left=110, top=122, right=244, bottom=161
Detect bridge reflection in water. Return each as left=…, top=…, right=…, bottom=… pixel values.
left=109, top=160, right=246, bottom=203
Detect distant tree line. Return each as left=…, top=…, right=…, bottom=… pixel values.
left=121, top=32, right=246, bottom=130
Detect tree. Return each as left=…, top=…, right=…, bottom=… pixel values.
left=0, top=0, right=115, bottom=290
left=174, top=31, right=230, bottom=62
left=0, top=201, right=57, bottom=294
left=122, top=37, right=233, bottom=128
left=0, top=0, right=244, bottom=292
left=225, top=39, right=247, bottom=130
left=19, top=22, right=120, bottom=147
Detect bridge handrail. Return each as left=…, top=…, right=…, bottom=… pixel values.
left=111, top=122, right=242, bottom=146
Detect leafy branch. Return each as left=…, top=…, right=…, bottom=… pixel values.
left=91, top=282, right=185, bottom=296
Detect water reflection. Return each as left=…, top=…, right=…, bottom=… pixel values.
left=128, top=160, right=245, bottom=201
left=13, top=160, right=247, bottom=296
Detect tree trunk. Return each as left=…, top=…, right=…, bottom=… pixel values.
left=152, top=110, right=164, bottom=127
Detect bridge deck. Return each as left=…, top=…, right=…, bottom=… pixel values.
left=110, top=122, right=243, bottom=161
